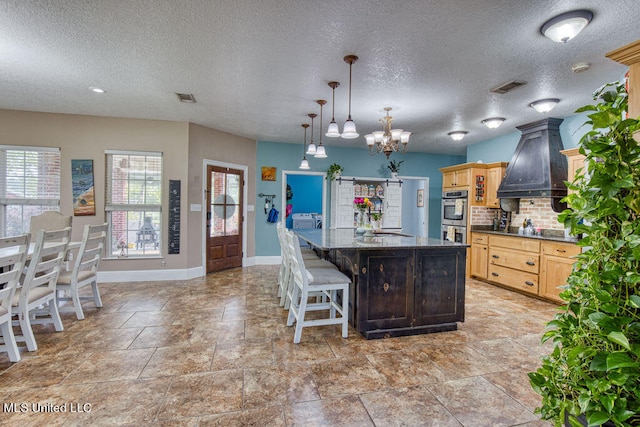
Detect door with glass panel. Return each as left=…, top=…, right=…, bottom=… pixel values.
left=206, top=165, right=243, bottom=273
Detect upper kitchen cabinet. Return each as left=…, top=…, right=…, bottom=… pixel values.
left=441, top=162, right=507, bottom=208
left=560, top=148, right=586, bottom=198
left=441, top=165, right=470, bottom=190
left=607, top=39, right=640, bottom=119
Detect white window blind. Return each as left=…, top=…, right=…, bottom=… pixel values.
left=105, top=150, right=162, bottom=257
left=0, top=146, right=61, bottom=237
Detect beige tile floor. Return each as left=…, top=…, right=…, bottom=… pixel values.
left=0, top=265, right=559, bottom=426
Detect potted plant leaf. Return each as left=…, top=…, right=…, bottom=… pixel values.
left=388, top=159, right=403, bottom=178
left=528, top=81, right=640, bottom=427
left=327, top=163, right=343, bottom=181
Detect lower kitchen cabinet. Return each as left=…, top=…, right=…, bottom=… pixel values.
left=470, top=233, right=488, bottom=279
left=470, top=231, right=579, bottom=303
left=539, top=241, right=581, bottom=303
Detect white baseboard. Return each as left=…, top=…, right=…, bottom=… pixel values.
left=96, top=257, right=281, bottom=283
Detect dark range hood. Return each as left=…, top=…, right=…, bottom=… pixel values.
left=497, top=118, right=568, bottom=212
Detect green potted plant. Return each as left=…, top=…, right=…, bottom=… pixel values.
left=388, top=159, right=403, bottom=178
left=327, top=163, right=343, bottom=180
left=528, top=81, right=640, bottom=427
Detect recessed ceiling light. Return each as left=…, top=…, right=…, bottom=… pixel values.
left=448, top=131, right=468, bottom=141
left=482, top=118, right=505, bottom=129
left=89, top=87, right=105, bottom=93
left=530, top=99, right=559, bottom=113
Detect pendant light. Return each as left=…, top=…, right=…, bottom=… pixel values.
left=325, top=81, right=341, bottom=137
left=315, top=99, right=328, bottom=158
left=306, top=113, right=317, bottom=155
left=299, top=124, right=310, bottom=170
left=341, top=55, right=359, bottom=139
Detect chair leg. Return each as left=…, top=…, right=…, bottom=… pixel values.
left=92, top=281, right=103, bottom=308
left=0, top=322, right=20, bottom=362
left=70, top=287, right=85, bottom=320
left=18, top=310, right=38, bottom=351
left=341, top=287, right=349, bottom=338
left=49, top=300, right=64, bottom=331
left=286, top=283, right=300, bottom=327
left=279, top=266, right=290, bottom=307
left=293, top=289, right=308, bottom=344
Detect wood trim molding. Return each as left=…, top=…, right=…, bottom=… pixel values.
left=606, top=39, right=640, bottom=65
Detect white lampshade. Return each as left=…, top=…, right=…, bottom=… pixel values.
left=400, top=131, right=411, bottom=144
left=541, top=10, right=593, bottom=43
left=390, top=129, right=403, bottom=141
left=364, top=134, right=375, bottom=146
left=448, top=131, right=468, bottom=141
left=325, top=121, right=340, bottom=137
left=306, top=142, right=317, bottom=155
left=530, top=99, right=559, bottom=113
left=341, top=119, right=359, bottom=139
left=314, top=145, right=327, bottom=158
left=299, top=158, right=310, bottom=170
left=482, top=118, right=505, bottom=129
left=372, top=131, right=384, bottom=143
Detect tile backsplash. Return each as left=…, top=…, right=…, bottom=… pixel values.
left=471, top=198, right=563, bottom=230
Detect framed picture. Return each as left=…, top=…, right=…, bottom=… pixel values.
left=71, top=159, right=96, bottom=216
left=417, top=189, right=424, bottom=207
left=261, top=166, right=277, bottom=181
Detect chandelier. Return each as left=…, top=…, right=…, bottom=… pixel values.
left=364, top=107, right=411, bottom=158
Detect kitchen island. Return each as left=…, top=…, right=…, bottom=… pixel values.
left=296, top=229, right=468, bottom=339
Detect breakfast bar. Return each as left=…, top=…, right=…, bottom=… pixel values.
left=296, top=229, right=468, bottom=339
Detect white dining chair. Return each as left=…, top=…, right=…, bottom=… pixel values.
left=12, top=227, right=70, bottom=351
left=0, top=234, right=30, bottom=362
left=285, top=229, right=350, bottom=343
left=56, top=223, right=107, bottom=320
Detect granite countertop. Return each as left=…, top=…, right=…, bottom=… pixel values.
left=470, top=225, right=581, bottom=244
left=296, top=229, right=469, bottom=250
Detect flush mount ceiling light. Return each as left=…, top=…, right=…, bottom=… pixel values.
left=448, top=131, right=468, bottom=141
left=540, top=10, right=593, bottom=43
left=530, top=98, right=559, bottom=113
left=89, top=86, right=105, bottom=93
left=299, top=124, right=310, bottom=170
left=325, top=81, right=341, bottom=137
left=314, top=99, right=328, bottom=158
left=306, top=113, right=317, bottom=155
left=482, top=118, right=505, bottom=129
left=364, top=107, right=411, bottom=158
left=341, top=55, right=359, bottom=139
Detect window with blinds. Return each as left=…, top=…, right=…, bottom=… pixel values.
left=0, top=146, right=61, bottom=237
left=105, top=150, right=162, bottom=257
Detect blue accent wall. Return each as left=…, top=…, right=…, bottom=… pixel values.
left=285, top=175, right=323, bottom=228
left=255, top=140, right=464, bottom=256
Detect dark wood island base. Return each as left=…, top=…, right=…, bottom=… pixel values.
left=296, top=230, right=467, bottom=339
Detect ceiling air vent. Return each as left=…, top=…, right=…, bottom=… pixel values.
left=176, top=93, right=196, bottom=103
left=490, top=80, right=527, bottom=94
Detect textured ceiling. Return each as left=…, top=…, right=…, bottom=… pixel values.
left=1, top=0, right=638, bottom=155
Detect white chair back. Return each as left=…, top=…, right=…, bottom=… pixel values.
left=29, top=211, right=72, bottom=234
left=0, top=234, right=30, bottom=362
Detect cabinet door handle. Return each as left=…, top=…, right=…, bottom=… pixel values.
left=491, top=272, right=499, bottom=277
left=526, top=261, right=535, bottom=266
left=492, top=255, right=499, bottom=259
left=525, top=281, right=534, bottom=286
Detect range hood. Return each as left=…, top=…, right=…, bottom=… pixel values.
left=497, top=118, right=568, bottom=212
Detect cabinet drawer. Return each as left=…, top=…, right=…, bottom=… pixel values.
left=488, top=264, right=539, bottom=295
left=541, top=241, right=581, bottom=258
left=471, top=233, right=489, bottom=244
left=489, top=235, right=540, bottom=252
left=489, top=247, right=539, bottom=274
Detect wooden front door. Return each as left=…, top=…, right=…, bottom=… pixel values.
left=206, top=165, right=243, bottom=273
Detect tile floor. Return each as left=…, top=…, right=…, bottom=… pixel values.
left=0, top=265, right=560, bottom=426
